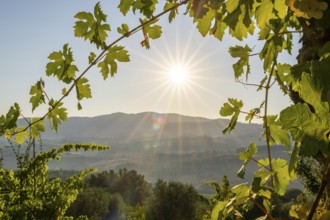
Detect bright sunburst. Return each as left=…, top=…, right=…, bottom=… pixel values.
left=169, top=66, right=188, bottom=85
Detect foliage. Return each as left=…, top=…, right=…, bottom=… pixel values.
left=88, top=168, right=152, bottom=206
left=2, top=0, right=330, bottom=218
left=145, top=179, right=209, bottom=220
left=65, top=187, right=111, bottom=220
left=0, top=141, right=108, bottom=219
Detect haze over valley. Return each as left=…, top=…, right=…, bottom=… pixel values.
left=1, top=112, right=290, bottom=192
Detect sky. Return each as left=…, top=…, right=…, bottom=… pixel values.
left=0, top=1, right=298, bottom=121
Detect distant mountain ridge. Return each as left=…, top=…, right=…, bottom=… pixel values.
left=40, top=112, right=262, bottom=142
left=4, top=112, right=290, bottom=191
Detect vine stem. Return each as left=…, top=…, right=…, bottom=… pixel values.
left=264, top=61, right=276, bottom=186
left=13, top=0, right=189, bottom=135
left=251, top=157, right=271, bottom=171
left=307, top=154, right=330, bottom=220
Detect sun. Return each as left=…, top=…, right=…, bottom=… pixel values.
left=169, top=66, right=188, bottom=85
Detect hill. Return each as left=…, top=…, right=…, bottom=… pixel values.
left=1, top=112, right=295, bottom=192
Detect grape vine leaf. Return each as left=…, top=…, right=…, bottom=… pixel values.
left=280, top=103, right=330, bottom=156
left=0, top=103, right=20, bottom=136
left=276, top=63, right=293, bottom=95
left=255, top=0, right=276, bottom=29
left=118, top=0, right=134, bottom=15
left=117, top=23, right=129, bottom=35
left=272, top=158, right=290, bottom=196
left=220, top=98, right=243, bottom=134
left=98, top=46, right=130, bottom=80
left=88, top=52, right=96, bottom=64
left=238, top=143, right=257, bottom=179
left=297, top=72, right=330, bottom=116
left=211, top=200, right=229, bottom=220
left=229, top=45, right=251, bottom=79
left=74, top=2, right=111, bottom=48
left=231, top=183, right=250, bottom=205
left=195, top=9, right=216, bottom=37
left=131, top=0, right=158, bottom=18
left=164, top=2, right=178, bottom=23
left=224, top=3, right=254, bottom=40
left=46, top=100, right=68, bottom=132
left=30, top=118, right=45, bottom=138
left=14, top=126, right=29, bottom=144
left=46, top=44, right=79, bottom=84
left=30, top=79, right=45, bottom=112
left=75, top=77, right=92, bottom=101
left=267, top=115, right=291, bottom=147
left=288, top=142, right=299, bottom=178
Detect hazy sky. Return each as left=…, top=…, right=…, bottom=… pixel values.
left=0, top=1, right=297, bottom=121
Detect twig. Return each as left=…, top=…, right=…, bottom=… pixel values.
left=264, top=61, right=276, bottom=186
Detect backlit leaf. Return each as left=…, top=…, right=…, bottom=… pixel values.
left=220, top=98, right=243, bottom=133
left=30, top=79, right=45, bottom=112
left=118, top=0, right=134, bottom=15
left=98, top=46, right=130, bottom=80
left=229, top=45, right=251, bottom=79
left=14, top=126, right=29, bottom=144
left=47, top=100, right=68, bottom=132
left=76, top=77, right=92, bottom=101
left=272, top=158, right=290, bottom=196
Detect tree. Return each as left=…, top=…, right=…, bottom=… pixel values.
left=1, top=0, right=330, bottom=219
left=66, top=187, right=111, bottom=220
left=87, top=168, right=152, bottom=206
left=145, top=179, right=209, bottom=220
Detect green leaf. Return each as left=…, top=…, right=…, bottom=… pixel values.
left=272, top=158, right=290, bottom=196
left=255, top=0, right=276, bottom=29
left=229, top=45, right=251, bottom=79
left=195, top=9, right=216, bottom=37
left=239, top=143, right=257, bottom=165
left=30, top=79, right=45, bottom=112
left=146, top=24, right=162, bottom=39
left=76, top=77, right=92, bottom=101
left=276, top=63, right=293, bottom=95
left=254, top=170, right=274, bottom=185
left=131, top=0, right=158, bottom=18
left=220, top=98, right=243, bottom=133
left=30, top=118, right=45, bottom=138
left=231, top=183, right=250, bottom=205
left=164, top=2, right=178, bottom=23
left=274, top=0, right=287, bottom=19
left=298, top=72, right=329, bottom=116
left=47, top=100, right=68, bottom=132
left=118, top=0, right=134, bottom=15
left=269, top=124, right=291, bottom=147
left=98, top=46, right=130, bottom=80
left=46, top=44, right=78, bottom=84
left=14, top=126, right=29, bottom=144
left=224, top=4, right=254, bottom=41
left=117, top=23, right=129, bottom=35
left=288, top=142, right=299, bottom=179
left=237, top=166, right=246, bottom=179
left=0, top=103, right=20, bottom=136
left=88, top=52, right=96, bottom=64
left=211, top=200, right=228, bottom=220
left=74, top=3, right=110, bottom=48
left=225, top=0, right=239, bottom=13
